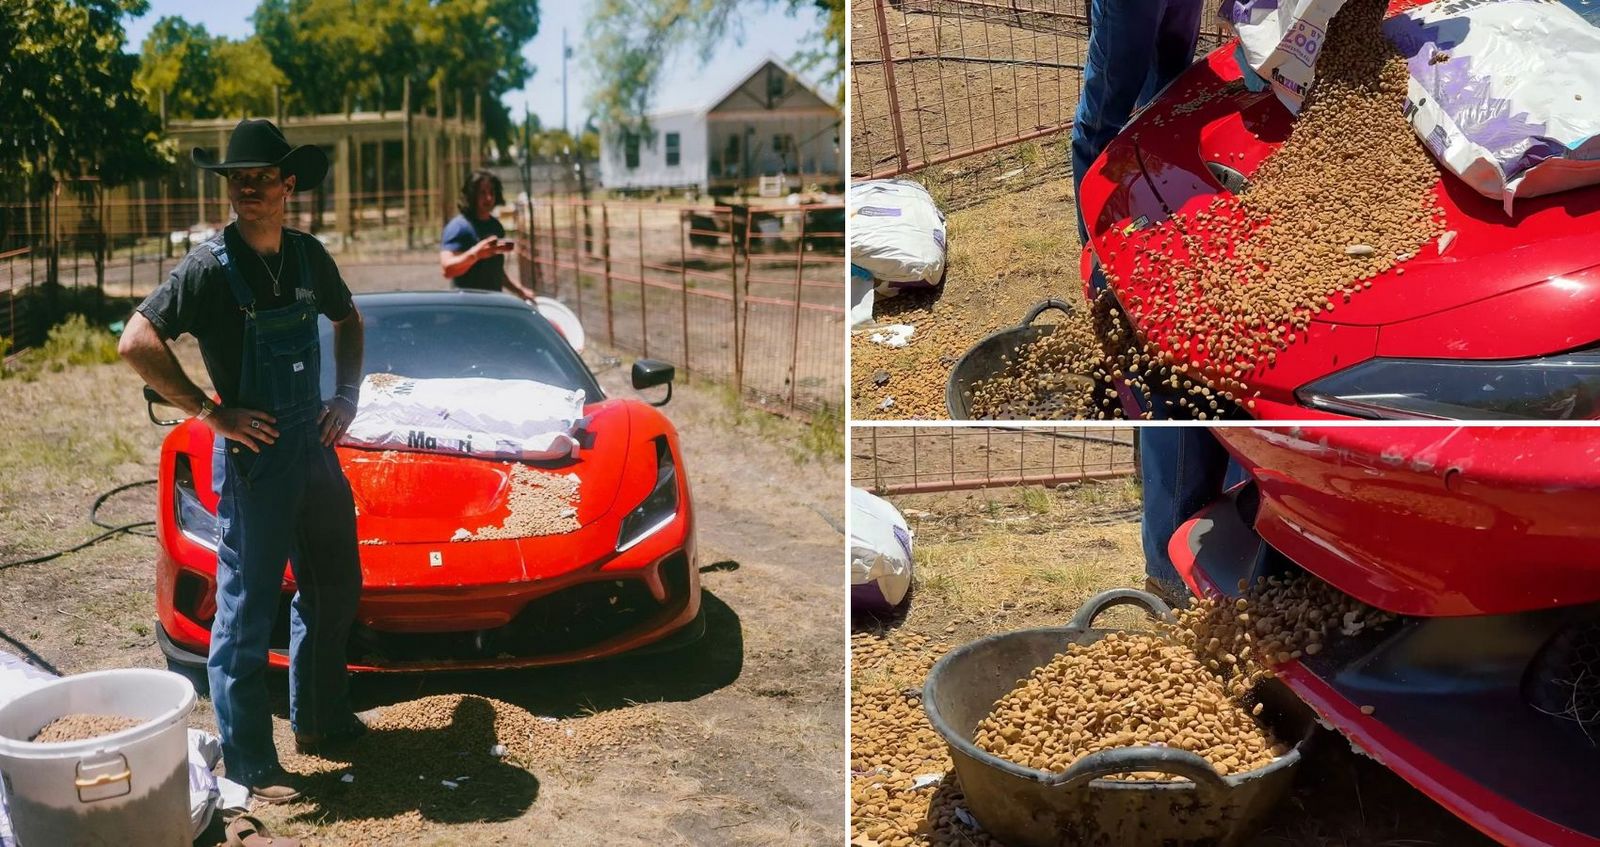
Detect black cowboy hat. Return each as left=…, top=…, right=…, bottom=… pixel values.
left=191, top=118, right=329, bottom=190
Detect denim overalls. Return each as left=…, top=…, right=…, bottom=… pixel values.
left=205, top=235, right=362, bottom=785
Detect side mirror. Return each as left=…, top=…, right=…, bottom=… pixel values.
left=631, top=359, right=675, bottom=407
left=144, top=385, right=182, bottom=427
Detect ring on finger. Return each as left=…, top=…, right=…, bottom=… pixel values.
left=250, top=420, right=261, bottom=430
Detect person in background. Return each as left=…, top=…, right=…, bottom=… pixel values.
left=439, top=169, right=536, bottom=299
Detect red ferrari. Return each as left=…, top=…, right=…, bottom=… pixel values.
left=145, top=291, right=701, bottom=680
left=1170, top=426, right=1600, bottom=846
left=1077, top=1, right=1600, bottom=420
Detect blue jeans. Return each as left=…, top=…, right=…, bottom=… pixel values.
left=1140, top=427, right=1246, bottom=594
left=1072, top=0, right=1206, bottom=243
left=209, top=425, right=361, bottom=784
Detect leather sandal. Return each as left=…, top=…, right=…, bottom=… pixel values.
left=225, top=813, right=301, bottom=847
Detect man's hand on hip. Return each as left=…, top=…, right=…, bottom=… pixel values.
left=210, top=407, right=279, bottom=451
left=319, top=396, right=357, bottom=447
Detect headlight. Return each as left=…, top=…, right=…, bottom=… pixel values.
left=1296, top=351, right=1600, bottom=420
left=173, top=454, right=221, bottom=551
left=616, top=437, right=679, bottom=552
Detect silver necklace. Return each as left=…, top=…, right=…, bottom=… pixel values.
left=254, top=244, right=286, bottom=296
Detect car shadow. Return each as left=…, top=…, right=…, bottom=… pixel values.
left=282, top=694, right=540, bottom=830
left=237, top=589, right=742, bottom=833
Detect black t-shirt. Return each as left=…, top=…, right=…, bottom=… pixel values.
left=135, top=224, right=354, bottom=407
left=441, top=212, right=506, bottom=292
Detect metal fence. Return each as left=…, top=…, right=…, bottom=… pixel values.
left=516, top=197, right=846, bottom=418
left=851, top=425, right=1138, bottom=494
left=851, top=0, right=1229, bottom=179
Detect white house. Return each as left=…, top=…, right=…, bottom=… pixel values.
left=600, top=58, right=841, bottom=194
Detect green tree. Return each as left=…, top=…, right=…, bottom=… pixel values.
left=134, top=17, right=287, bottom=119
left=0, top=0, right=166, bottom=200
left=585, top=0, right=844, bottom=129
left=250, top=0, right=541, bottom=149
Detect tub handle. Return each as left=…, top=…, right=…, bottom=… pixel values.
left=1020, top=299, right=1075, bottom=327
left=1052, top=746, right=1230, bottom=797
left=75, top=752, right=132, bottom=802
left=1067, top=588, right=1175, bottom=630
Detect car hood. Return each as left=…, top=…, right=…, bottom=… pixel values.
left=341, top=398, right=631, bottom=545
left=1078, top=26, right=1600, bottom=411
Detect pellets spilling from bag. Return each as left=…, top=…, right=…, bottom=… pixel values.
left=973, top=632, right=1285, bottom=778
left=30, top=714, right=142, bottom=743
left=467, top=464, right=580, bottom=539
left=1100, top=0, right=1444, bottom=412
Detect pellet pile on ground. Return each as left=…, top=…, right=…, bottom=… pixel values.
left=973, top=632, right=1284, bottom=777
left=1099, top=0, right=1445, bottom=413
left=466, top=464, right=580, bottom=539
left=852, top=292, right=994, bottom=420
left=30, top=714, right=141, bottom=743
left=853, top=631, right=1005, bottom=847
left=965, top=307, right=1106, bottom=420
left=277, top=694, right=661, bottom=844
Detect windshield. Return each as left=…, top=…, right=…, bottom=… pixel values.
left=318, top=301, right=602, bottom=400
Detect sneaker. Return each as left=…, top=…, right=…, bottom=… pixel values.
left=247, top=768, right=306, bottom=804
left=293, top=717, right=369, bottom=755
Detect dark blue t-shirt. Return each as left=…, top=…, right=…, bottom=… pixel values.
left=441, top=213, right=506, bottom=292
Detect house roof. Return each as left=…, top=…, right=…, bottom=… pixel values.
left=646, top=55, right=835, bottom=120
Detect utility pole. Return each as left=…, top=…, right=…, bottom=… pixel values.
left=562, top=27, right=571, bottom=135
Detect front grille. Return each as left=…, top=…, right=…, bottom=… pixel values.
left=1526, top=617, right=1600, bottom=734
left=338, top=552, right=693, bottom=665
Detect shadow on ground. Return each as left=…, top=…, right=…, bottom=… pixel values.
left=253, top=586, right=744, bottom=722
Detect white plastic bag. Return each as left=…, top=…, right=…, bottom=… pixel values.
left=1384, top=0, right=1600, bottom=213
left=850, top=487, right=913, bottom=610
left=343, top=374, right=585, bottom=461
left=1228, top=0, right=1349, bottom=113
left=849, top=179, right=947, bottom=287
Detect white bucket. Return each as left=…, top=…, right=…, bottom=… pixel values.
left=0, top=669, right=195, bottom=847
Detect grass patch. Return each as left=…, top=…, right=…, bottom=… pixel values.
left=1019, top=486, right=1053, bottom=515
left=3, top=314, right=121, bottom=380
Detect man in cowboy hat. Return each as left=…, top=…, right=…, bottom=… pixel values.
left=119, top=118, right=367, bottom=803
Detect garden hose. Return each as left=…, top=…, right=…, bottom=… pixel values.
left=0, top=479, right=157, bottom=570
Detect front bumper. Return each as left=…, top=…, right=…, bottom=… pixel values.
left=1172, top=486, right=1600, bottom=847
left=156, top=528, right=702, bottom=672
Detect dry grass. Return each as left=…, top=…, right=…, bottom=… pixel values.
left=852, top=148, right=1084, bottom=421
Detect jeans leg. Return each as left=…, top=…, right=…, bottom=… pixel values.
left=1141, top=426, right=1231, bottom=589
left=1150, top=0, right=1205, bottom=102
left=1072, top=0, right=1166, bottom=243
left=208, top=441, right=301, bottom=784
left=286, top=440, right=362, bottom=736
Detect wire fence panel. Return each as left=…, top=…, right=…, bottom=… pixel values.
left=851, top=0, right=1231, bottom=179
left=517, top=197, right=844, bottom=420
left=852, top=425, right=1138, bottom=494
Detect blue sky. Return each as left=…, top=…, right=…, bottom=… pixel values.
left=121, top=1, right=828, bottom=130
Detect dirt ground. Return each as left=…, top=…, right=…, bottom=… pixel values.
left=851, top=139, right=1083, bottom=420
left=850, top=0, right=1089, bottom=176
left=848, top=480, right=1498, bottom=847
left=0, top=261, right=846, bottom=845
